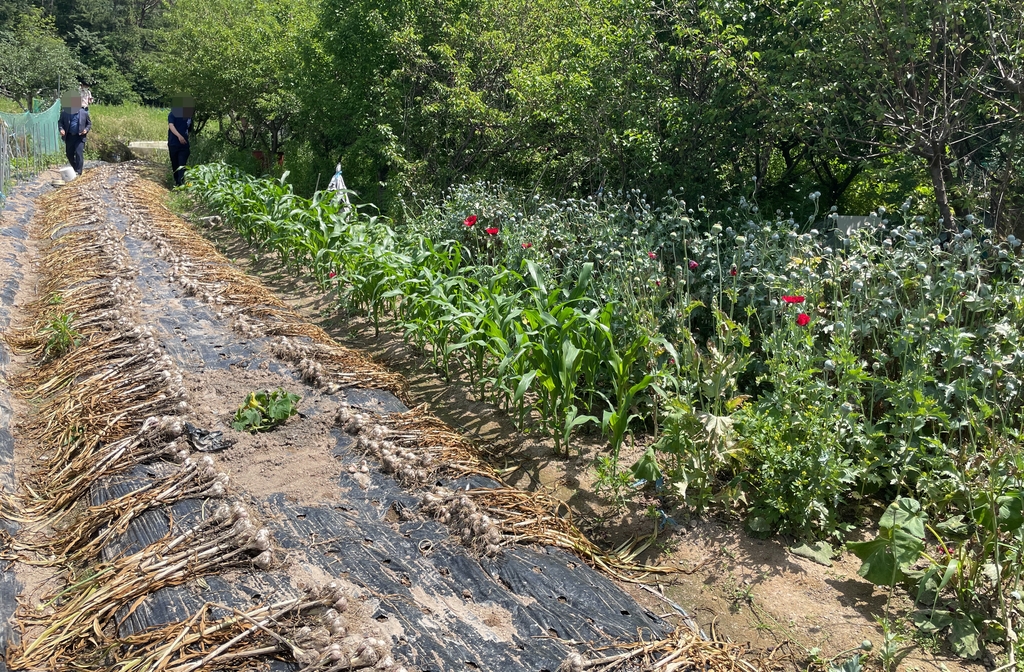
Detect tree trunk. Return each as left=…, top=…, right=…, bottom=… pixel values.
left=927, top=144, right=956, bottom=232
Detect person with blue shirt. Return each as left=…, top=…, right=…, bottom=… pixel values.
left=58, top=92, right=92, bottom=176
left=168, top=95, right=195, bottom=187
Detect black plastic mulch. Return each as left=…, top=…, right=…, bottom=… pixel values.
left=0, top=170, right=64, bottom=671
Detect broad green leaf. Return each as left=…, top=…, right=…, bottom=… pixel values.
left=630, top=447, right=661, bottom=483
left=972, top=492, right=1023, bottom=532
left=912, top=609, right=953, bottom=635
left=949, top=614, right=981, bottom=659
left=878, top=497, right=927, bottom=538
left=848, top=538, right=904, bottom=585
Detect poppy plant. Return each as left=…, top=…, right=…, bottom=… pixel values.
left=485, top=227, right=499, bottom=235
left=688, top=260, right=698, bottom=270
left=648, top=251, right=657, bottom=259
left=522, top=242, right=532, bottom=249
left=730, top=266, right=738, bottom=276
left=782, top=295, right=806, bottom=304
left=796, top=312, right=810, bottom=326
left=328, top=271, right=336, bottom=279
left=464, top=215, right=477, bottom=227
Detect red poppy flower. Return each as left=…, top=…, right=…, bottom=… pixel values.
left=730, top=266, right=738, bottom=276
left=796, top=312, right=810, bottom=326
left=485, top=227, right=499, bottom=235
left=328, top=271, right=336, bottom=279
left=688, top=260, right=698, bottom=271
left=782, top=295, right=806, bottom=304
left=522, top=242, right=532, bottom=249
left=648, top=251, right=657, bottom=259
left=464, top=215, right=477, bottom=227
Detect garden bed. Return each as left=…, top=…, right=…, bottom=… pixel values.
left=0, top=163, right=796, bottom=671
left=178, top=164, right=1024, bottom=670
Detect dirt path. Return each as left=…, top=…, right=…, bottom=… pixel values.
left=191, top=186, right=985, bottom=672
left=0, top=163, right=798, bottom=672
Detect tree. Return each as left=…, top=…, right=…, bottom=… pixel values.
left=151, top=0, right=315, bottom=154
left=0, top=10, right=81, bottom=111
left=311, top=0, right=673, bottom=205
left=788, top=0, right=1021, bottom=230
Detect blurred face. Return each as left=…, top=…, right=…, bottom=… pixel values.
left=172, top=94, right=196, bottom=118
left=61, top=93, right=82, bottom=111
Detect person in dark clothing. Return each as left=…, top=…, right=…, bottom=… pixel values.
left=58, top=93, right=92, bottom=176
left=168, top=95, right=195, bottom=187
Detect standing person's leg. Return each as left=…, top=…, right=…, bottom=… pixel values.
left=168, top=146, right=181, bottom=186
left=72, top=138, right=85, bottom=175
left=65, top=140, right=75, bottom=170
left=177, top=144, right=190, bottom=185
left=169, top=146, right=189, bottom=186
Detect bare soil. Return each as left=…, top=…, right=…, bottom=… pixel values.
left=177, top=365, right=346, bottom=506
left=188, top=209, right=987, bottom=672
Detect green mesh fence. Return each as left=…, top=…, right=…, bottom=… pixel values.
left=0, top=101, right=64, bottom=202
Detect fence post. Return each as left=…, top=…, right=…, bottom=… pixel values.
left=0, top=118, right=10, bottom=206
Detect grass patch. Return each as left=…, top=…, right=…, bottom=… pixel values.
left=0, top=96, right=24, bottom=113
left=84, top=104, right=169, bottom=162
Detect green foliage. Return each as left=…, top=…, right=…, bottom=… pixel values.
left=150, top=0, right=316, bottom=154
left=828, top=653, right=863, bottom=672
left=84, top=103, right=170, bottom=161
left=40, top=313, right=82, bottom=361
left=848, top=498, right=928, bottom=586
left=851, top=432, right=1024, bottom=658
left=190, top=165, right=1024, bottom=531
left=231, top=388, right=301, bottom=433
left=0, top=10, right=81, bottom=110
left=185, top=164, right=662, bottom=458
